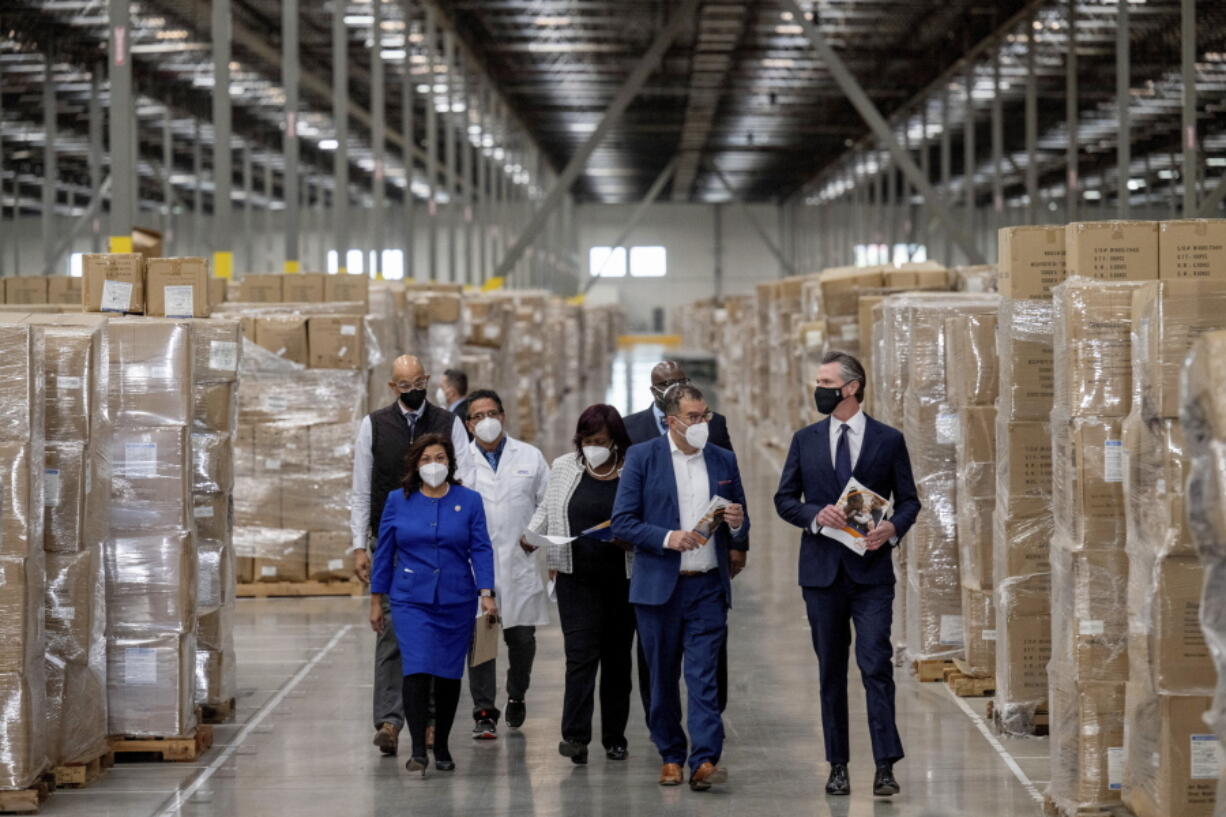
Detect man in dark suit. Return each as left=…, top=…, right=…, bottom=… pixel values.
left=773, top=351, right=921, bottom=799
left=623, top=361, right=738, bottom=719
left=622, top=361, right=734, bottom=452
left=613, top=385, right=749, bottom=792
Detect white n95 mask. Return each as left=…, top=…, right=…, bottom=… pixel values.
left=475, top=417, right=503, bottom=444
left=582, top=445, right=613, bottom=468
left=684, top=421, right=710, bottom=450
left=419, top=462, right=448, bottom=488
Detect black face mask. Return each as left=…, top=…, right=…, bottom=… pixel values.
left=400, top=389, right=427, bottom=411
left=814, top=385, right=846, bottom=416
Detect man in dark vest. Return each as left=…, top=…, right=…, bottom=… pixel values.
left=350, top=354, right=477, bottom=756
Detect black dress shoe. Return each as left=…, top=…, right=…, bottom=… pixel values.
left=606, top=745, right=628, bottom=761
left=433, top=748, right=455, bottom=772
left=506, top=700, right=526, bottom=728
left=826, top=763, right=851, bottom=796
left=558, top=740, right=588, bottom=765
left=873, top=763, right=900, bottom=796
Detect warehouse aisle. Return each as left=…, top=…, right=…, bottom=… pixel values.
left=44, top=346, right=1048, bottom=817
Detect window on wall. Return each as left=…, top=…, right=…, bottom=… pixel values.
left=852, top=243, right=927, bottom=267
left=326, top=249, right=405, bottom=279
left=588, top=245, right=668, bottom=278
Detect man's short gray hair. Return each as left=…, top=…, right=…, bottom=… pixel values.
left=821, top=350, right=866, bottom=402
left=663, top=384, right=705, bottom=416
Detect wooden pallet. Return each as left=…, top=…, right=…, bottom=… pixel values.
left=913, top=658, right=956, bottom=683
left=110, top=724, right=214, bottom=762
left=52, top=749, right=114, bottom=788
left=1042, top=793, right=1118, bottom=817
left=0, top=774, right=53, bottom=814
left=943, top=666, right=996, bottom=698
left=237, top=580, right=364, bottom=598
left=200, top=697, right=237, bottom=724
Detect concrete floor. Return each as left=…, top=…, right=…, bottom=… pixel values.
left=43, top=344, right=1050, bottom=816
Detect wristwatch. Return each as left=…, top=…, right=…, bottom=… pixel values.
left=479, top=589, right=495, bottom=599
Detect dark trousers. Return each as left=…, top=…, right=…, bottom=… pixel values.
left=638, top=630, right=729, bottom=723
left=802, top=566, right=904, bottom=765
left=555, top=571, right=636, bottom=750
left=468, top=625, right=536, bottom=720
left=373, top=594, right=405, bottom=730
left=403, top=674, right=460, bottom=759
left=634, top=571, right=727, bottom=771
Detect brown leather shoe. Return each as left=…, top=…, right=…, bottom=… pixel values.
left=689, top=762, right=728, bottom=791
left=373, top=722, right=400, bottom=756
left=658, top=763, right=684, bottom=786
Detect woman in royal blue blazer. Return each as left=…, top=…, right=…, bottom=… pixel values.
left=369, top=432, right=497, bottom=776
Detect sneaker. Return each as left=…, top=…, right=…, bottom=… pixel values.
left=506, top=699, right=526, bottom=728
left=472, top=712, right=498, bottom=740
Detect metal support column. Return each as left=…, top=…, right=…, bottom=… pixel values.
left=334, top=0, right=350, bottom=272
left=243, top=145, right=253, bottom=272
left=1182, top=0, right=1197, bottom=215
left=476, top=78, right=488, bottom=283
left=462, top=56, right=475, bottom=286
left=1026, top=13, right=1038, bottom=223
left=89, top=63, right=103, bottom=252
left=963, top=63, right=975, bottom=262
left=940, top=89, right=952, bottom=264
left=992, top=45, right=1004, bottom=231
left=193, top=119, right=203, bottom=255
left=401, top=48, right=416, bottom=281
left=283, top=0, right=300, bottom=272
left=444, top=31, right=457, bottom=283
left=162, top=108, right=172, bottom=249
left=1066, top=0, right=1078, bottom=222
left=492, top=0, right=702, bottom=282
left=1115, top=0, right=1130, bottom=217
left=43, top=52, right=57, bottom=273
left=108, top=0, right=133, bottom=250
left=213, top=0, right=233, bottom=278
left=919, top=106, right=930, bottom=256
left=425, top=6, right=439, bottom=281
left=372, top=0, right=386, bottom=279
left=263, top=159, right=274, bottom=271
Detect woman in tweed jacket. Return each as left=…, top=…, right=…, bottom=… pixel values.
left=525, top=404, right=636, bottom=764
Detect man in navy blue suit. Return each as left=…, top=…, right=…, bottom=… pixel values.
left=613, top=385, right=749, bottom=793
left=774, top=351, right=921, bottom=799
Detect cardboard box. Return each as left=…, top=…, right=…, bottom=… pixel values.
left=233, top=477, right=281, bottom=529
left=110, top=425, right=192, bottom=533
left=1133, top=280, right=1226, bottom=420
left=250, top=529, right=308, bottom=583
left=309, top=423, right=354, bottom=473
left=46, top=276, right=83, bottom=305
left=146, top=257, right=210, bottom=318
left=999, top=339, right=1054, bottom=421
left=308, top=316, right=365, bottom=370
left=0, top=556, right=40, bottom=673
left=194, top=382, right=235, bottom=434
left=82, top=253, right=144, bottom=313
left=1052, top=417, right=1126, bottom=547
left=994, top=511, right=1053, bottom=582
left=998, top=226, right=1066, bottom=299
left=104, top=531, right=194, bottom=632
left=820, top=267, right=885, bottom=316
left=195, top=540, right=231, bottom=613
left=958, top=406, right=997, bottom=499
left=1056, top=280, right=1142, bottom=417
left=282, top=273, right=326, bottom=303
left=207, top=278, right=227, bottom=311
left=958, top=497, right=994, bottom=591
left=999, top=420, right=1052, bottom=497
left=188, top=318, right=242, bottom=383
left=107, top=318, right=192, bottom=427
left=427, top=294, right=462, bottom=324
left=254, top=316, right=308, bottom=365
left=238, top=275, right=284, bottom=303
left=0, top=323, right=39, bottom=444
left=44, top=442, right=107, bottom=554
left=192, top=430, right=234, bottom=495
left=193, top=493, right=231, bottom=543
left=324, top=274, right=370, bottom=305
left=45, top=547, right=102, bottom=660
left=0, top=442, right=39, bottom=558
left=946, top=314, right=998, bottom=408
left=4, top=277, right=48, bottom=305
left=1066, top=220, right=1159, bottom=282
left=1148, top=556, right=1215, bottom=693
left=1159, top=219, right=1226, bottom=281
left=1123, top=689, right=1218, bottom=817
left=1052, top=546, right=1129, bottom=682
left=996, top=573, right=1052, bottom=703
left=883, top=264, right=949, bottom=291
left=283, top=474, right=350, bottom=532
left=131, top=226, right=164, bottom=260
left=35, top=322, right=101, bottom=442
left=255, top=426, right=309, bottom=476
left=308, top=531, right=353, bottom=581
left=106, top=632, right=194, bottom=737
left=961, top=586, right=996, bottom=675
left=0, top=672, right=46, bottom=789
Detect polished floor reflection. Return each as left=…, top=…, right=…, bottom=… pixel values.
left=42, top=346, right=1048, bottom=816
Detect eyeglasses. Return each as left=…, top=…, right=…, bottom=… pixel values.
left=468, top=409, right=503, bottom=422
left=394, top=376, right=430, bottom=391
left=672, top=410, right=713, bottom=425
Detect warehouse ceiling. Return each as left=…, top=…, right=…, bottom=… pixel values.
left=0, top=0, right=1222, bottom=221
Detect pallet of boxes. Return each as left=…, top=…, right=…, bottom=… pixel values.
left=218, top=272, right=384, bottom=597
left=1160, top=220, right=1226, bottom=817
left=992, top=226, right=1062, bottom=738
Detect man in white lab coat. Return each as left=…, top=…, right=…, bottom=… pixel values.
left=464, top=389, right=551, bottom=740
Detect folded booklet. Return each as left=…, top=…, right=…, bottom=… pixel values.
left=819, top=478, right=892, bottom=557
left=692, top=496, right=732, bottom=543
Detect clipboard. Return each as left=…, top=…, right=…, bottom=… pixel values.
left=469, top=611, right=501, bottom=667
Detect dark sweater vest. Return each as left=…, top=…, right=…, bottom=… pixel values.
left=368, top=401, right=455, bottom=536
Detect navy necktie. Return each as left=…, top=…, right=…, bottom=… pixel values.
left=835, top=423, right=852, bottom=487
left=658, top=416, right=669, bottom=435
left=406, top=411, right=418, bottom=441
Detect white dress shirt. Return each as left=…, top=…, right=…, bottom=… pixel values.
left=813, top=409, right=867, bottom=534
left=665, top=434, right=719, bottom=573
left=349, top=401, right=477, bottom=552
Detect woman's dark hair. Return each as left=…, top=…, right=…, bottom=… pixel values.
left=402, top=432, right=460, bottom=495
left=573, top=404, right=632, bottom=465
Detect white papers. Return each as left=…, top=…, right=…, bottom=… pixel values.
left=819, top=477, right=893, bottom=557
left=692, top=495, right=731, bottom=541
left=523, top=530, right=575, bottom=549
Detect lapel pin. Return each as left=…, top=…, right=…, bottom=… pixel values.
left=455, top=505, right=462, bottom=512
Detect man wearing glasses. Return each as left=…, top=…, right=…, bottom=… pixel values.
left=349, top=354, right=477, bottom=757
left=612, top=384, right=749, bottom=792
left=622, top=361, right=739, bottom=722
